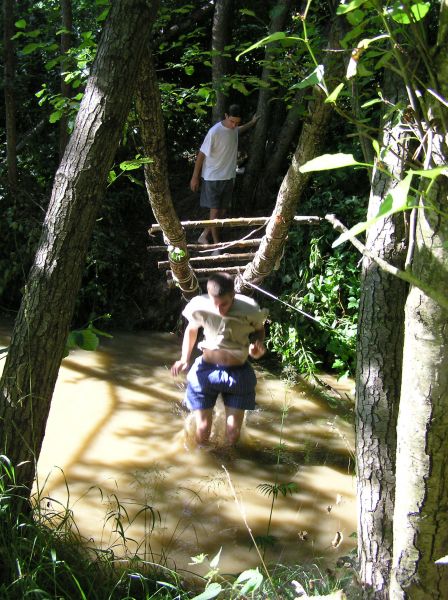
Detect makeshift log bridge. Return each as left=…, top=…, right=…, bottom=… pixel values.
left=148, top=215, right=322, bottom=297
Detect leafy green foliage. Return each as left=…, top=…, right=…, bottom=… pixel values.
left=267, top=185, right=366, bottom=379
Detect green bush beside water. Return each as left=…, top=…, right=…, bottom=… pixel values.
left=266, top=189, right=366, bottom=380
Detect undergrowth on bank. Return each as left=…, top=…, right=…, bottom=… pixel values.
left=0, top=452, right=359, bottom=599
left=266, top=188, right=366, bottom=381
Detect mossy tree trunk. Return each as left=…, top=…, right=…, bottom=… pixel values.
left=135, top=48, right=199, bottom=299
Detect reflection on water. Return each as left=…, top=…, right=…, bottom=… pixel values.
left=0, top=326, right=356, bottom=577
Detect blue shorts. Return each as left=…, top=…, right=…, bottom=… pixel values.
left=200, top=179, right=234, bottom=209
left=185, top=357, right=257, bottom=411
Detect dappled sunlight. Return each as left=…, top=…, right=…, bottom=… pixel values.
left=0, top=324, right=357, bottom=576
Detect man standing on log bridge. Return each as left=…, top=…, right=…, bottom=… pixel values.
left=190, top=104, right=259, bottom=248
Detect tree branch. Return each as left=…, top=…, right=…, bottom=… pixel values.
left=325, top=213, right=448, bottom=311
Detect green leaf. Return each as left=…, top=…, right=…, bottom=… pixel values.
left=236, top=32, right=303, bottom=61
left=232, top=80, right=249, bottom=95
left=234, top=568, right=263, bottom=594
left=336, top=0, right=368, bottom=14
left=15, top=19, right=27, bottom=29
left=332, top=172, right=414, bottom=247
left=49, top=110, right=62, bottom=123
left=410, top=165, right=448, bottom=180
left=119, top=157, right=153, bottom=171
left=209, top=547, right=222, bottom=569
left=96, top=8, right=109, bottom=22
left=346, top=8, right=365, bottom=26
left=292, top=64, right=325, bottom=90
left=76, top=329, right=99, bottom=351
left=184, top=65, right=194, bottom=75
left=191, top=583, right=222, bottom=600
left=299, top=153, right=364, bottom=173
left=239, top=9, right=256, bottom=17
left=372, top=139, right=380, bottom=158
left=22, top=42, right=43, bottom=55
left=390, top=1, right=430, bottom=24
left=108, top=170, right=117, bottom=184
left=325, top=82, right=344, bottom=104
left=361, top=98, right=383, bottom=108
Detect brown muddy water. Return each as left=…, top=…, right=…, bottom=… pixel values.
left=0, top=325, right=357, bottom=579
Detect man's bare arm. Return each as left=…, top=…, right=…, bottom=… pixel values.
left=190, top=151, right=205, bottom=192
left=171, top=323, right=199, bottom=375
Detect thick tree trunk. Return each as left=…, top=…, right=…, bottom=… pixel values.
left=3, top=0, right=18, bottom=189
left=239, top=0, right=292, bottom=208
left=355, top=74, right=409, bottom=598
left=390, top=171, right=448, bottom=600
left=0, top=0, right=159, bottom=496
left=211, top=0, right=233, bottom=124
left=135, top=49, right=199, bottom=298
left=59, top=0, right=73, bottom=158
left=390, top=5, right=448, bottom=594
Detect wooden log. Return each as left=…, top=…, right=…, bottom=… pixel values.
left=158, top=252, right=255, bottom=270
left=147, top=238, right=263, bottom=253
left=167, top=266, right=242, bottom=278
left=148, top=215, right=321, bottom=233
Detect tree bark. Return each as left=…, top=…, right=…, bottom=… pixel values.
left=135, top=48, right=199, bottom=298
left=3, top=0, right=18, bottom=189
left=239, top=0, right=292, bottom=208
left=390, top=4, right=448, bottom=595
left=0, top=0, right=159, bottom=497
left=390, top=165, right=448, bottom=600
left=355, top=73, right=409, bottom=598
left=211, top=0, right=234, bottom=124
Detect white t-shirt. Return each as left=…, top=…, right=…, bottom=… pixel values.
left=182, top=294, right=268, bottom=362
left=200, top=121, right=238, bottom=181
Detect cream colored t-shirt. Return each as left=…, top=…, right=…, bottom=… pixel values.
left=182, top=294, right=268, bottom=362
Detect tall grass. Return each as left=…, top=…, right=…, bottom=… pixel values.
left=0, top=455, right=183, bottom=599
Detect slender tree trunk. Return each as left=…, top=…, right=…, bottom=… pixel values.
left=390, top=164, right=448, bottom=600
left=390, top=5, right=448, bottom=595
left=3, top=0, right=18, bottom=189
left=211, top=0, right=233, bottom=124
left=355, top=73, right=409, bottom=598
left=0, top=0, right=159, bottom=497
left=59, top=0, right=73, bottom=158
left=135, top=48, right=199, bottom=298
left=235, top=16, right=344, bottom=293
left=239, top=0, right=292, bottom=208
left=235, top=86, right=332, bottom=293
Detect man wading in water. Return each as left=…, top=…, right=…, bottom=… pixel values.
left=171, top=273, right=268, bottom=446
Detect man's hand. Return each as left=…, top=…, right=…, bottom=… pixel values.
left=190, top=175, right=200, bottom=192
left=171, top=359, right=190, bottom=376
left=249, top=340, right=266, bottom=360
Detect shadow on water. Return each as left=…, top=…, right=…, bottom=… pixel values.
left=0, top=325, right=357, bottom=578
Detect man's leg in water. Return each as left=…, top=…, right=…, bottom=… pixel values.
left=224, top=407, right=245, bottom=446
left=194, top=408, right=213, bottom=444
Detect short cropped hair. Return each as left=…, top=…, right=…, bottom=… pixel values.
left=207, top=273, right=235, bottom=297
left=227, top=104, right=241, bottom=118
